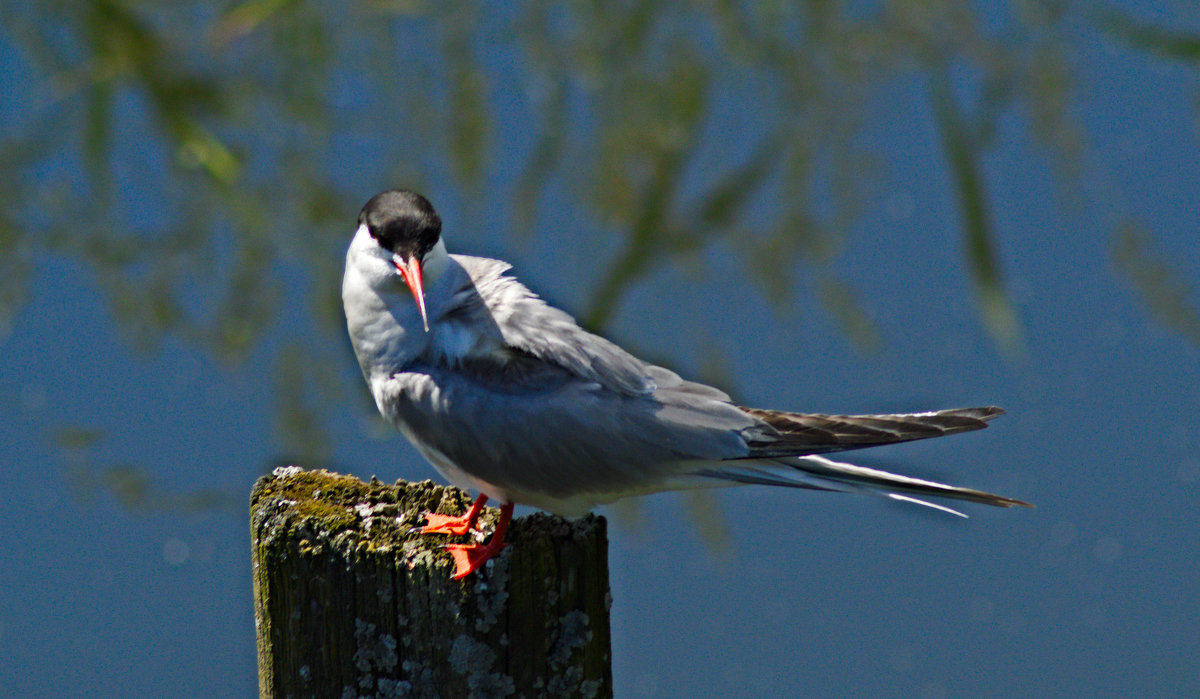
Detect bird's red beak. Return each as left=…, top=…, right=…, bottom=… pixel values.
left=393, top=254, right=429, bottom=332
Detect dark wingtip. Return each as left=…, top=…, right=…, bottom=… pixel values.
left=947, top=406, right=1005, bottom=421
left=992, top=493, right=1034, bottom=509
left=950, top=407, right=1029, bottom=508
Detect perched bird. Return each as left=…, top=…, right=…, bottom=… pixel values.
left=342, top=189, right=1030, bottom=579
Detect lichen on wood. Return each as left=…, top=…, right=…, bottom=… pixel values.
left=251, top=467, right=612, bottom=699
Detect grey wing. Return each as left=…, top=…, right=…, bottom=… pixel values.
left=450, top=256, right=656, bottom=396
left=645, top=365, right=732, bottom=402
left=377, top=361, right=756, bottom=511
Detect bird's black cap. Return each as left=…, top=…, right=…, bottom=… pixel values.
left=359, top=190, right=442, bottom=260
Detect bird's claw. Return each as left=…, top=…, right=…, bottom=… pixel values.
left=444, top=541, right=507, bottom=579
left=417, top=512, right=476, bottom=537
left=411, top=498, right=512, bottom=580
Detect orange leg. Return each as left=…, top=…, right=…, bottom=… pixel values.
left=444, top=502, right=514, bottom=580
left=420, top=494, right=488, bottom=536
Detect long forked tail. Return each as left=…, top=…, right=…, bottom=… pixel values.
left=704, top=406, right=1031, bottom=514
left=788, top=453, right=1031, bottom=511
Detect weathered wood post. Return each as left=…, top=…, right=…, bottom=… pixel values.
left=251, top=467, right=612, bottom=698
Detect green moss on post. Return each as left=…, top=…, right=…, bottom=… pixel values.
left=251, top=467, right=612, bottom=699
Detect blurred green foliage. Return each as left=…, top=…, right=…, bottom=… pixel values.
left=1112, top=222, right=1200, bottom=348
left=54, top=426, right=242, bottom=513
left=1098, top=6, right=1200, bottom=63
left=2, top=1, right=1195, bottom=502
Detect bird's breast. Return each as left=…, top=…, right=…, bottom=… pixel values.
left=429, top=320, right=481, bottom=361
left=426, top=315, right=511, bottom=369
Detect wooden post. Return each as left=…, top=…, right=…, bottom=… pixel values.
left=251, top=467, right=612, bottom=699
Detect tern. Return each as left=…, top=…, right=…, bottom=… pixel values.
left=342, top=189, right=1031, bottom=579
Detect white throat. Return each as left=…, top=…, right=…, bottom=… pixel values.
left=421, top=237, right=450, bottom=290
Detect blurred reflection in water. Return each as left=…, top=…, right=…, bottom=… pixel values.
left=6, top=3, right=1193, bottom=484
left=1, top=4, right=1198, bottom=696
